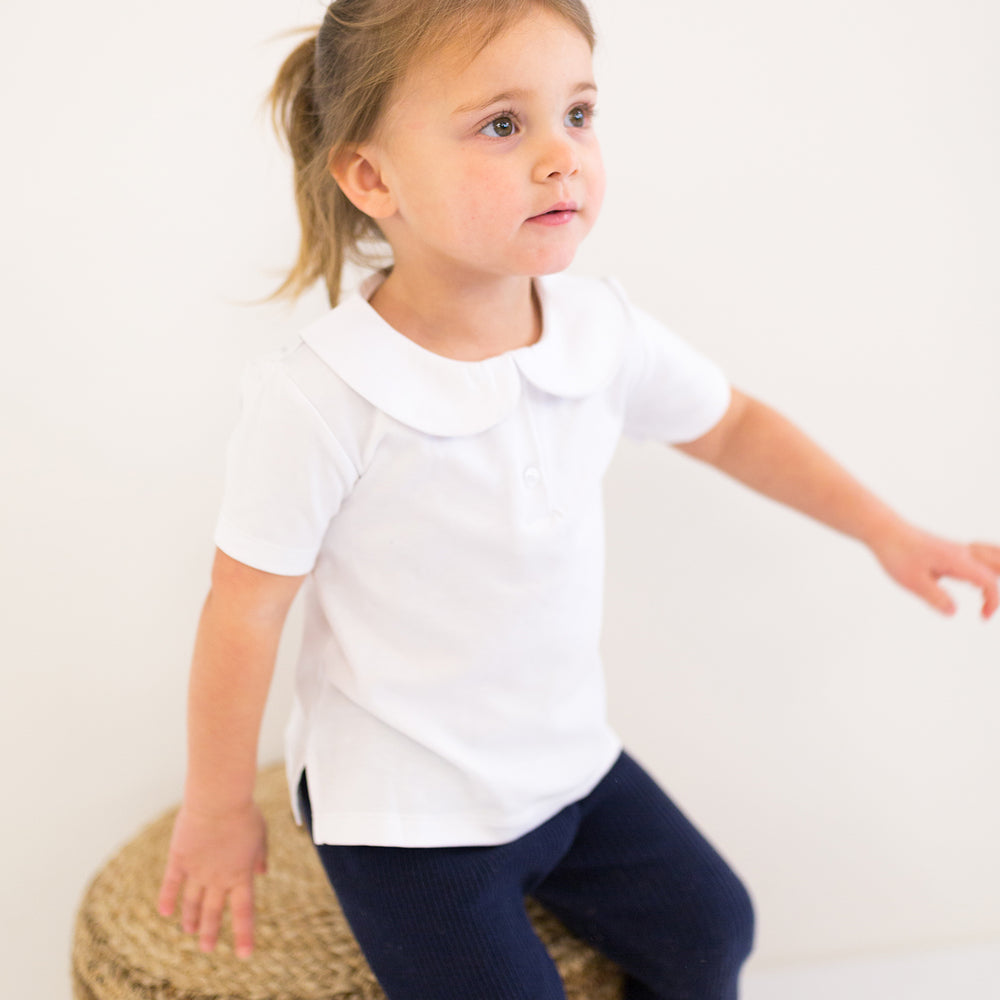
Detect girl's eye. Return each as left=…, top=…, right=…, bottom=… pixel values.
left=565, top=104, right=593, bottom=129
left=481, top=115, right=516, bottom=138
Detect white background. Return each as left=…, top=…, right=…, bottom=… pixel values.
left=2, top=1, right=998, bottom=996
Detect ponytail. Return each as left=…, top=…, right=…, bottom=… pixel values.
left=266, top=28, right=387, bottom=307
left=267, top=33, right=338, bottom=306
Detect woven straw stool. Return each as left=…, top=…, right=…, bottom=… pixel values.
left=73, top=763, right=625, bottom=1000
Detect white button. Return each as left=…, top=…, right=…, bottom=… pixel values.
left=523, top=466, right=541, bottom=488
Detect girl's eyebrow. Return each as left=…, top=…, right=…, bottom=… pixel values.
left=452, top=81, right=598, bottom=117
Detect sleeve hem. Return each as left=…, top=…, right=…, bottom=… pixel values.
left=662, top=378, right=732, bottom=445
left=214, top=519, right=317, bottom=577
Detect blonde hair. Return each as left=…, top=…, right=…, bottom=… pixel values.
left=267, top=0, right=595, bottom=306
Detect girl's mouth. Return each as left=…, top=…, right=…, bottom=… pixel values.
left=527, top=203, right=578, bottom=226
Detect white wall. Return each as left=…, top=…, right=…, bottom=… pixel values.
left=2, top=1, right=997, bottom=996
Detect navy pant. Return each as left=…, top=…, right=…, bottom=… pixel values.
left=299, top=752, right=754, bottom=999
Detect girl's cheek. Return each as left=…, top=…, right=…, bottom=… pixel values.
left=587, top=159, right=607, bottom=211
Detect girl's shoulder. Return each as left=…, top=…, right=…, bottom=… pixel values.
left=233, top=337, right=379, bottom=474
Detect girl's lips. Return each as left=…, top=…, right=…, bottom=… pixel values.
left=527, top=203, right=579, bottom=226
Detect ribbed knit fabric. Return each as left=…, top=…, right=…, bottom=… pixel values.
left=300, top=752, right=753, bottom=1000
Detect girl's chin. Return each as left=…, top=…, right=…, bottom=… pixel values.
left=526, top=248, right=581, bottom=277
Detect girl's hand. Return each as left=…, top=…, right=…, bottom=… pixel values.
left=157, top=801, right=268, bottom=959
left=871, top=522, right=1000, bottom=619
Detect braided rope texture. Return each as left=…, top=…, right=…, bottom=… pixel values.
left=72, top=764, right=625, bottom=1000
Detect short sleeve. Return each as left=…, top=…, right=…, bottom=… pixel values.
left=214, top=353, right=358, bottom=576
left=612, top=281, right=731, bottom=444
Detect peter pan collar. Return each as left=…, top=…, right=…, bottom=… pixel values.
left=299, top=272, right=626, bottom=437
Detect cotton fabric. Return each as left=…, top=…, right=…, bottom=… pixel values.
left=214, top=273, right=730, bottom=847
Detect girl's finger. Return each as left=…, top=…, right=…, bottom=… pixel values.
left=978, top=572, right=999, bottom=619
left=954, top=546, right=1000, bottom=618
left=198, top=888, right=227, bottom=953
left=229, top=882, right=256, bottom=960
left=912, top=575, right=956, bottom=616
left=969, top=542, right=1000, bottom=572
left=157, top=860, right=183, bottom=917
left=181, top=881, right=205, bottom=936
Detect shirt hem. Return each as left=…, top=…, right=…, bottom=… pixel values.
left=297, top=740, right=623, bottom=848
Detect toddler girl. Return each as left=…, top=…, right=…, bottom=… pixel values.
left=158, top=1, right=1000, bottom=997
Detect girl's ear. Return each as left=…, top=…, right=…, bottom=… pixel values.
left=329, top=146, right=396, bottom=220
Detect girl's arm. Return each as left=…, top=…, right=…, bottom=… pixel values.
left=675, top=389, right=1000, bottom=618
left=158, top=549, right=305, bottom=958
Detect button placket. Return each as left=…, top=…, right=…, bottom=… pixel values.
left=519, top=390, right=562, bottom=519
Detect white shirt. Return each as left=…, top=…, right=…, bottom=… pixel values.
left=215, top=273, right=730, bottom=847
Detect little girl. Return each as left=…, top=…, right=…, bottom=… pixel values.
left=158, top=1, right=1000, bottom=997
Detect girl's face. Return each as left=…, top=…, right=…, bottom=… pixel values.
left=358, top=7, right=604, bottom=286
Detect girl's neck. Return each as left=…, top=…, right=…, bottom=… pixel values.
left=367, top=268, right=541, bottom=362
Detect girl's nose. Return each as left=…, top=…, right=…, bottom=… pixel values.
left=532, top=132, right=580, bottom=182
